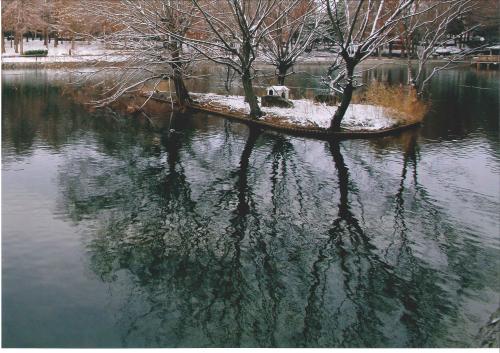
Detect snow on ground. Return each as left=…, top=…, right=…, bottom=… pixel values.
left=2, top=39, right=124, bottom=63
left=193, top=93, right=398, bottom=131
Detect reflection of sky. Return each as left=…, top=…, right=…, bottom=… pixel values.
left=418, top=142, right=500, bottom=248
left=2, top=147, right=123, bottom=347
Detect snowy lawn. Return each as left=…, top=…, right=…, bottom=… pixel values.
left=2, top=40, right=125, bottom=63
left=192, top=93, right=400, bottom=131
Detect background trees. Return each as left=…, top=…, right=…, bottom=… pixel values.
left=2, top=0, right=45, bottom=54
left=2, top=0, right=497, bottom=129
left=399, top=0, right=478, bottom=95
left=72, top=0, right=199, bottom=109
left=463, top=0, right=500, bottom=43
left=260, top=0, right=323, bottom=85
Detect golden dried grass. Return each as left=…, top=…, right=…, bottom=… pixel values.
left=354, top=81, right=429, bottom=125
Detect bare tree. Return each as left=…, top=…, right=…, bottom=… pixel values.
left=54, top=1, right=87, bottom=54
left=323, top=0, right=419, bottom=131
left=2, top=0, right=45, bottom=54
left=401, top=0, right=479, bottom=95
left=75, top=0, right=199, bottom=109
left=260, top=0, right=323, bottom=85
left=29, top=0, right=72, bottom=48
left=186, top=0, right=301, bottom=118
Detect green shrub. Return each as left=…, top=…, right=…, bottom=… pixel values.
left=22, top=49, right=48, bottom=56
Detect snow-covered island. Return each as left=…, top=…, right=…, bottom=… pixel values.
left=191, top=93, right=415, bottom=132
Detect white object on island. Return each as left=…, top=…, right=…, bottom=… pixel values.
left=266, top=86, right=290, bottom=100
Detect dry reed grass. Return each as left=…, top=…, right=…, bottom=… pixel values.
left=353, top=81, right=429, bottom=125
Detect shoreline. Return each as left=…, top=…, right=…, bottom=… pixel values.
left=1, top=58, right=426, bottom=140
left=191, top=101, right=422, bottom=140
left=1, top=56, right=473, bottom=70
left=1, top=59, right=123, bottom=69
left=147, top=93, right=422, bottom=140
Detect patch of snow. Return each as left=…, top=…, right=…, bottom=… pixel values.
left=193, top=93, right=398, bottom=131
left=1, top=55, right=125, bottom=63
left=195, top=93, right=251, bottom=113
left=2, top=40, right=125, bottom=63
left=341, top=104, right=396, bottom=130
left=261, top=99, right=333, bottom=127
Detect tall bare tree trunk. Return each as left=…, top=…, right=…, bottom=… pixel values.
left=330, top=60, right=355, bottom=132
left=103, top=23, right=107, bottom=49
left=20, top=33, right=24, bottom=54
left=14, top=33, right=19, bottom=53
left=277, top=63, right=291, bottom=86
left=1, top=31, right=5, bottom=54
left=170, top=45, right=192, bottom=110
left=69, top=37, right=75, bottom=55
left=242, top=70, right=262, bottom=118
left=54, top=33, right=58, bottom=47
left=239, top=40, right=262, bottom=118
left=43, top=28, right=48, bottom=46
left=406, top=55, right=415, bottom=87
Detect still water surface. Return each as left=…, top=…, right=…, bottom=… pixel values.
left=2, top=66, right=499, bottom=347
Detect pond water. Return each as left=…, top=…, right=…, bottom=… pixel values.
left=2, top=66, right=499, bottom=348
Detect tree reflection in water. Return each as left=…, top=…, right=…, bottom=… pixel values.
left=1, top=82, right=476, bottom=346
left=3, top=70, right=499, bottom=348
left=54, top=120, right=461, bottom=347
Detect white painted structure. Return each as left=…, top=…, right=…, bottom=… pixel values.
left=266, top=86, right=290, bottom=100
